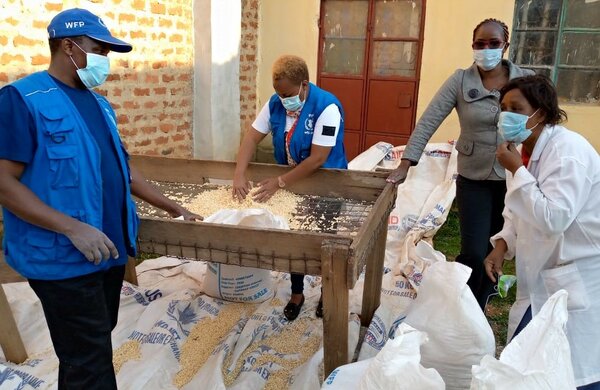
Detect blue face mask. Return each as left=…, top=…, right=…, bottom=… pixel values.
left=473, top=48, right=503, bottom=71
left=498, top=108, right=540, bottom=145
left=280, top=84, right=305, bottom=112
left=69, top=40, right=110, bottom=89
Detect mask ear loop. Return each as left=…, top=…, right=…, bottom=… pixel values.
left=526, top=108, right=542, bottom=131
left=66, top=39, right=86, bottom=70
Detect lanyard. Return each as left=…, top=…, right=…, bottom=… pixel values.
left=285, top=117, right=300, bottom=166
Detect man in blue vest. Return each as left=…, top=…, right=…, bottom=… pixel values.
left=232, top=55, right=347, bottom=321
left=0, top=8, right=199, bottom=389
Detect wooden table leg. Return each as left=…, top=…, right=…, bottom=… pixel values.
left=124, top=256, right=139, bottom=285
left=360, top=222, right=388, bottom=327
left=0, top=285, right=27, bottom=363
left=321, top=240, right=349, bottom=378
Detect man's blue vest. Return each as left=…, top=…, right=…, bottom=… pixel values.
left=269, top=83, right=348, bottom=169
left=3, top=71, right=139, bottom=280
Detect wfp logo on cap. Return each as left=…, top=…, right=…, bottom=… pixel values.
left=64, top=21, right=85, bottom=29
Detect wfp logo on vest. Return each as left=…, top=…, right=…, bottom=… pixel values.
left=304, top=113, right=315, bottom=135
left=64, top=21, right=85, bottom=28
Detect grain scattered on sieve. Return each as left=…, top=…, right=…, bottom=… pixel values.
left=182, top=186, right=302, bottom=227
left=173, top=303, right=253, bottom=389
left=113, top=340, right=142, bottom=374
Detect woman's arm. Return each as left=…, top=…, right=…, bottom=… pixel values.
left=233, top=128, right=268, bottom=199
left=387, top=70, right=461, bottom=183
left=252, top=144, right=330, bottom=202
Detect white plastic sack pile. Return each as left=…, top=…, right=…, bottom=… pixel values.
left=0, top=254, right=361, bottom=390
left=323, top=324, right=444, bottom=389
left=358, top=239, right=445, bottom=360
left=404, top=261, right=496, bottom=390
left=471, top=290, right=576, bottom=390
left=385, top=143, right=457, bottom=270
left=348, top=142, right=393, bottom=171
left=203, top=209, right=283, bottom=303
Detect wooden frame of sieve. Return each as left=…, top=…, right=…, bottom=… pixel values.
left=0, top=156, right=397, bottom=378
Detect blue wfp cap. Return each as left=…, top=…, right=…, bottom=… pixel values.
left=47, top=8, right=132, bottom=53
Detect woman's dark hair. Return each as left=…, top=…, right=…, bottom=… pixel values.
left=500, top=75, right=568, bottom=126
left=473, top=18, right=510, bottom=42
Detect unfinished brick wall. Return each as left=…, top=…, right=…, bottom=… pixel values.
left=239, top=0, right=259, bottom=138
left=0, top=0, right=194, bottom=157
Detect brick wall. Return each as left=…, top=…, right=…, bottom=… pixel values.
left=239, top=0, right=259, bottom=139
left=0, top=0, right=194, bottom=157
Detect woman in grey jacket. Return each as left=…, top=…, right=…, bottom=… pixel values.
left=387, top=18, right=533, bottom=309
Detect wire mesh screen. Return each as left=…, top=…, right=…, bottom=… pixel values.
left=135, top=181, right=374, bottom=235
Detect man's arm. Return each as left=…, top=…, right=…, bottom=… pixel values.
left=129, top=165, right=201, bottom=220
left=0, top=159, right=118, bottom=264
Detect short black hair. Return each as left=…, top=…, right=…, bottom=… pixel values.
left=500, top=75, right=568, bottom=126
left=473, top=18, right=510, bottom=43
left=49, top=36, right=84, bottom=56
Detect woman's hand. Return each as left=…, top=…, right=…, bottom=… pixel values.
left=484, top=246, right=506, bottom=283
left=496, top=142, right=523, bottom=174
left=232, top=174, right=251, bottom=201
left=252, top=177, right=279, bottom=202
left=386, top=159, right=411, bottom=184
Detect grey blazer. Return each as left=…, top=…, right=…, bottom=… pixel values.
left=403, top=60, right=534, bottom=180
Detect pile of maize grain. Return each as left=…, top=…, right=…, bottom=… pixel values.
left=222, top=317, right=322, bottom=389
left=173, top=303, right=252, bottom=388
left=181, top=187, right=303, bottom=228
left=113, top=340, right=142, bottom=374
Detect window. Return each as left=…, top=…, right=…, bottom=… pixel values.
left=511, top=0, right=600, bottom=104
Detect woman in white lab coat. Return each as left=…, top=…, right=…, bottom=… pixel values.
left=484, top=75, right=600, bottom=389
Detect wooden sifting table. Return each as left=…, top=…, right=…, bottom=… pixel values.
left=0, top=156, right=397, bottom=377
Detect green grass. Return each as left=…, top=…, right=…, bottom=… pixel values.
left=433, top=205, right=517, bottom=355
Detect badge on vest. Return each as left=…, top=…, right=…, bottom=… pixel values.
left=304, top=114, right=315, bottom=135
left=322, top=125, right=336, bottom=137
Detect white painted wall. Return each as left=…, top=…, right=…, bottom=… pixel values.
left=193, top=0, right=241, bottom=161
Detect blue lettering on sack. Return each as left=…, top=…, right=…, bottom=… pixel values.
left=325, top=368, right=340, bottom=384
left=0, top=367, right=45, bottom=388
left=364, top=314, right=387, bottom=349
left=128, top=330, right=173, bottom=345
left=145, top=289, right=163, bottom=302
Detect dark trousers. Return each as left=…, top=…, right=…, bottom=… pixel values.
left=455, top=175, right=507, bottom=310
left=511, top=306, right=532, bottom=341
left=291, top=273, right=304, bottom=294
left=290, top=198, right=342, bottom=296
left=28, top=265, right=125, bottom=390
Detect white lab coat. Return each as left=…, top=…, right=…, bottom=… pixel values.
left=491, top=125, right=600, bottom=387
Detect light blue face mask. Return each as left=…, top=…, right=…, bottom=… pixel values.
left=69, top=40, right=110, bottom=89
left=498, top=108, right=540, bottom=145
left=473, top=48, right=503, bottom=71
left=280, top=83, right=305, bottom=112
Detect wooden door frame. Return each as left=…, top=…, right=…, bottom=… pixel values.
left=316, top=0, right=428, bottom=152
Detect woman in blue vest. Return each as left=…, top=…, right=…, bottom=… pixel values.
left=233, top=55, right=347, bottom=321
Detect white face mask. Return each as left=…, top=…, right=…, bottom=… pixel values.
left=473, top=48, right=503, bottom=71
left=69, top=40, right=110, bottom=89
left=279, top=84, right=305, bottom=112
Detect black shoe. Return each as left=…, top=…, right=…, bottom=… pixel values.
left=283, top=295, right=305, bottom=321
left=316, top=297, right=323, bottom=318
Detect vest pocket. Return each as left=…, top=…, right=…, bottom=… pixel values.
left=46, top=144, right=79, bottom=188
left=26, top=229, right=57, bottom=262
